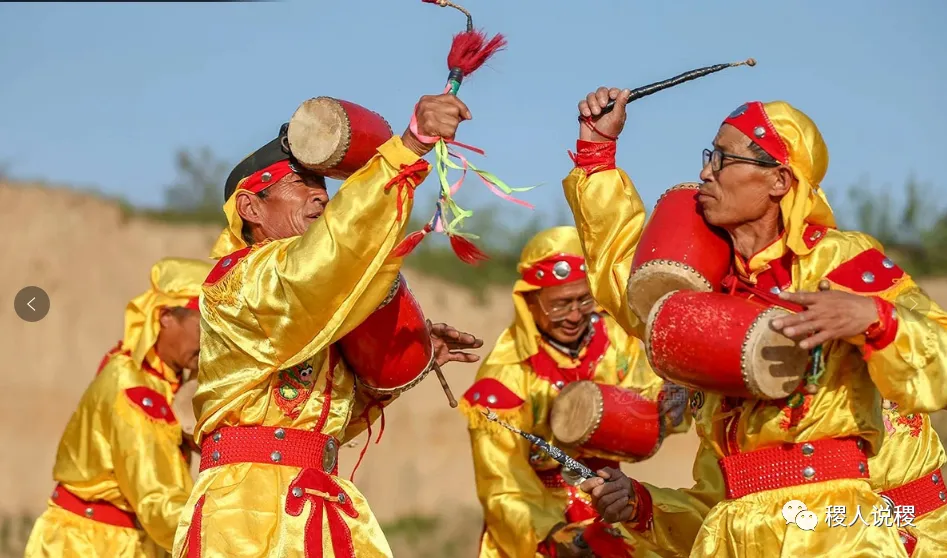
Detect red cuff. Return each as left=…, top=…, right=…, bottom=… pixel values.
left=862, top=296, right=898, bottom=359
left=627, top=480, right=653, bottom=532
left=568, top=140, right=616, bottom=175
left=537, top=538, right=558, bottom=557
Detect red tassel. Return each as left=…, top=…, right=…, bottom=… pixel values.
left=447, top=30, right=507, bottom=76
left=449, top=234, right=490, bottom=264
left=392, top=225, right=432, bottom=258
left=582, top=521, right=635, bottom=558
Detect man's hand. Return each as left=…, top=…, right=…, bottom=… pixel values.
left=660, top=382, right=689, bottom=427
left=578, top=467, right=637, bottom=523
left=771, top=290, right=881, bottom=350
left=578, top=86, right=631, bottom=142
left=428, top=320, right=483, bottom=367
left=403, top=94, right=472, bottom=156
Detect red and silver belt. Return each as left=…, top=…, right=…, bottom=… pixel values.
left=200, top=426, right=340, bottom=475
left=719, top=438, right=869, bottom=499
left=880, top=468, right=947, bottom=517
left=50, top=484, right=138, bottom=529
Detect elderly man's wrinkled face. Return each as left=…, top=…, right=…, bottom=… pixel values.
left=157, top=307, right=201, bottom=373
left=697, top=124, right=791, bottom=229
left=527, top=279, right=597, bottom=347
left=236, top=171, right=330, bottom=242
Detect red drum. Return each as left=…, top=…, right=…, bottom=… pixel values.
left=550, top=381, right=663, bottom=462
left=645, top=290, right=808, bottom=400
left=338, top=273, right=435, bottom=395
left=627, top=183, right=733, bottom=324
left=287, top=97, right=394, bottom=180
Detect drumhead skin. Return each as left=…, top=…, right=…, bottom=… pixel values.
left=172, top=377, right=199, bottom=439
left=645, top=290, right=808, bottom=400
left=288, top=97, right=348, bottom=172
left=550, top=381, right=602, bottom=445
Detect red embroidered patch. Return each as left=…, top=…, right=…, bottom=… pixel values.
left=124, top=386, right=176, bottom=423
left=462, top=378, right=525, bottom=409
left=825, top=248, right=905, bottom=294
left=273, top=361, right=317, bottom=418
left=895, top=413, right=924, bottom=438
left=204, top=245, right=253, bottom=286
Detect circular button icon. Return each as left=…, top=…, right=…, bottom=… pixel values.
left=14, top=286, right=50, bottom=322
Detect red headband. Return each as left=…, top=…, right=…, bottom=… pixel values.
left=237, top=160, right=294, bottom=195
left=522, top=254, right=586, bottom=287
left=722, top=102, right=790, bottom=164
left=184, top=297, right=200, bottom=311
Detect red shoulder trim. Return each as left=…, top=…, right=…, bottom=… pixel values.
left=802, top=224, right=830, bottom=250
left=123, top=387, right=176, bottom=423
left=462, top=378, right=525, bottom=409
left=204, top=245, right=253, bottom=285
left=825, top=248, right=905, bottom=294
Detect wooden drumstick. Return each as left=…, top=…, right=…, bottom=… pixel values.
left=432, top=361, right=458, bottom=408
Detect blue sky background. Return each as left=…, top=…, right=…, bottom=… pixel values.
left=2, top=0, right=945, bottom=228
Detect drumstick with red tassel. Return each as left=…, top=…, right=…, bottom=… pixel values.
left=393, top=0, right=515, bottom=265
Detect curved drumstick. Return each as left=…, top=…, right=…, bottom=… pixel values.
left=594, top=58, right=757, bottom=117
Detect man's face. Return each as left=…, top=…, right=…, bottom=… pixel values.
left=237, top=171, right=330, bottom=241
left=157, top=308, right=201, bottom=372
left=527, top=279, right=596, bottom=346
left=697, top=124, right=787, bottom=229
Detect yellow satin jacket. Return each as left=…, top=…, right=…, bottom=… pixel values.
left=172, top=136, right=430, bottom=558
left=562, top=165, right=947, bottom=557
left=26, top=350, right=192, bottom=557
left=462, top=312, right=690, bottom=558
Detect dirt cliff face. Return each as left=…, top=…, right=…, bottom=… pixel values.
left=2, top=182, right=945, bottom=547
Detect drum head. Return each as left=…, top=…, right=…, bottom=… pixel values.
left=550, top=381, right=603, bottom=445
left=172, top=376, right=198, bottom=439
left=287, top=97, right=348, bottom=172
left=743, top=307, right=809, bottom=399
left=628, top=262, right=714, bottom=324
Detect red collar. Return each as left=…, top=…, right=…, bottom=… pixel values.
left=527, top=317, right=610, bottom=389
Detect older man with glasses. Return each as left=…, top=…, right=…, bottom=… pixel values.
left=459, top=226, right=690, bottom=558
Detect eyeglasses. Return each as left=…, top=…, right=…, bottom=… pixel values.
left=702, top=148, right=781, bottom=173
left=538, top=297, right=597, bottom=322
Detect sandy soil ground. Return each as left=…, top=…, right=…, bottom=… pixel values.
left=2, top=182, right=945, bottom=556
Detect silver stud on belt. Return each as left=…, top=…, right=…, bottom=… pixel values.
left=212, top=451, right=220, bottom=462
left=803, top=466, right=816, bottom=480
left=933, top=473, right=940, bottom=484
left=84, top=507, right=94, bottom=518
left=271, top=451, right=282, bottom=463
left=213, top=431, right=222, bottom=442
left=801, top=443, right=814, bottom=456
left=274, top=428, right=286, bottom=440
left=858, top=462, right=866, bottom=474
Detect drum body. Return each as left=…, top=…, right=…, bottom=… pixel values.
left=550, top=381, right=663, bottom=461
left=338, top=273, right=434, bottom=395
left=645, top=290, right=808, bottom=400
left=287, top=97, right=393, bottom=180
left=172, top=376, right=200, bottom=455
left=627, top=183, right=733, bottom=324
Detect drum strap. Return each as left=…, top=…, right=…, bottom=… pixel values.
left=722, top=273, right=806, bottom=313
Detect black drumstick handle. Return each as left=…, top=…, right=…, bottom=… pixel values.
left=596, top=58, right=756, bottom=116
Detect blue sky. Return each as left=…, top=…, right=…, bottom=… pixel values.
left=2, top=0, right=945, bottom=228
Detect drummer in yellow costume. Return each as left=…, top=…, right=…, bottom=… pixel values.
left=172, top=93, right=483, bottom=558
left=461, top=225, right=690, bottom=558
left=566, top=87, right=947, bottom=557
left=25, top=257, right=211, bottom=557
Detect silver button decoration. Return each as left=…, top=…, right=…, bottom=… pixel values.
left=555, top=380, right=565, bottom=389
left=882, top=258, right=895, bottom=269
left=900, top=535, right=908, bottom=544
left=769, top=286, right=781, bottom=295
left=580, top=264, right=586, bottom=272
left=52, top=490, right=59, bottom=499
left=862, top=271, right=875, bottom=284
left=222, top=258, right=232, bottom=268
left=803, top=466, right=816, bottom=479
left=535, top=270, right=545, bottom=279
left=810, top=229, right=823, bottom=241
left=213, top=432, right=221, bottom=442
left=142, top=397, right=153, bottom=408
left=274, top=428, right=286, bottom=440
left=858, top=462, right=866, bottom=473
left=292, top=487, right=303, bottom=498
left=212, top=450, right=220, bottom=462
left=472, top=392, right=480, bottom=401
left=271, top=451, right=282, bottom=463
left=933, top=473, right=940, bottom=484
left=753, top=125, right=766, bottom=138
left=856, top=439, right=865, bottom=450
left=338, top=493, right=347, bottom=504
left=85, top=507, right=94, bottom=518
left=261, top=172, right=272, bottom=182
left=801, top=443, right=814, bottom=456
left=486, top=394, right=498, bottom=405
left=552, top=260, right=572, bottom=280
left=940, top=491, right=946, bottom=502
